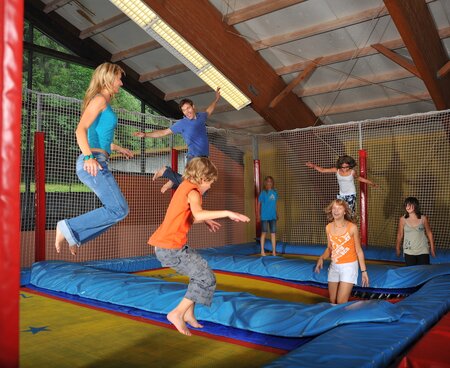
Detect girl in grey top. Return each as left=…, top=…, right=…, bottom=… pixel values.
left=396, top=197, right=436, bottom=266
left=306, top=155, right=378, bottom=214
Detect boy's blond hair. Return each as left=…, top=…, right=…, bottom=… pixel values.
left=183, top=157, right=218, bottom=184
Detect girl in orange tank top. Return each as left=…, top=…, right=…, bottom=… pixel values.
left=315, top=199, right=369, bottom=304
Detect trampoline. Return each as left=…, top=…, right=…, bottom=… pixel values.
left=20, top=243, right=450, bottom=367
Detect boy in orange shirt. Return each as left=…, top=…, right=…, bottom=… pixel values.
left=315, top=199, right=369, bottom=304
left=148, top=157, right=250, bottom=335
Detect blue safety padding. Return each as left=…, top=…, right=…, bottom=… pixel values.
left=261, top=242, right=450, bottom=264
left=29, top=261, right=403, bottom=338
left=200, top=253, right=450, bottom=290
left=21, top=268, right=31, bottom=286
left=265, top=275, right=450, bottom=368
left=24, top=284, right=307, bottom=351
left=83, top=256, right=162, bottom=273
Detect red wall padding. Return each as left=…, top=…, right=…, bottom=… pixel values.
left=0, top=0, right=23, bottom=366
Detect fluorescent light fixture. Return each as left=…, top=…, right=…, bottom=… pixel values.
left=110, top=0, right=251, bottom=110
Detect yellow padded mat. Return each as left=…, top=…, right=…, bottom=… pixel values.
left=136, top=268, right=328, bottom=304
left=20, top=289, right=278, bottom=368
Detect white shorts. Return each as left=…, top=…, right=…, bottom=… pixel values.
left=328, top=260, right=358, bottom=284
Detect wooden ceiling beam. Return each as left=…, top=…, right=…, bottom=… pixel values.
left=111, top=40, right=161, bottom=62
left=316, top=91, right=431, bottom=116
left=79, top=13, right=129, bottom=39
left=298, top=69, right=413, bottom=97
left=213, top=118, right=267, bottom=130
left=164, top=85, right=211, bottom=101
left=225, top=0, right=305, bottom=25
left=276, top=26, right=450, bottom=75
left=251, top=0, right=436, bottom=51
left=144, top=0, right=318, bottom=131
left=371, top=43, right=420, bottom=77
left=198, top=104, right=236, bottom=114
left=269, top=57, right=321, bottom=108
left=25, top=0, right=180, bottom=118
left=383, top=0, right=450, bottom=109
left=139, top=64, right=189, bottom=82
left=252, top=5, right=389, bottom=51
left=23, top=41, right=96, bottom=68
left=43, top=0, right=72, bottom=14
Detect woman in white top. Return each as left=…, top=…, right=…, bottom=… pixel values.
left=306, top=155, right=378, bottom=214
left=396, top=197, right=436, bottom=266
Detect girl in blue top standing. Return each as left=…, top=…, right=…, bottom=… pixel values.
left=258, top=176, right=278, bottom=256
left=55, top=62, right=134, bottom=255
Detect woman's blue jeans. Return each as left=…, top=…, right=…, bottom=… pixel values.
left=58, top=152, right=129, bottom=247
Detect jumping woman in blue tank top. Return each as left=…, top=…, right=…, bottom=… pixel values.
left=55, top=62, right=134, bottom=255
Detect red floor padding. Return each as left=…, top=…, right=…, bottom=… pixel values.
left=398, top=312, right=450, bottom=368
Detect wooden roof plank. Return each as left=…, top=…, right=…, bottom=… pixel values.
left=79, top=13, right=129, bottom=39
left=44, top=0, right=72, bottom=14
left=275, top=26, right=450, bottom=76
left=144, top=0, right=318, bottom=131
left=383, top=0, right=450, bottom=109
left=111, top=40, right=161, bottom=62
left=269, top=57, right=321, bottom=108
left=225, top=0, right=305, bottom=25
left=371, top=43, right=420, bottom=77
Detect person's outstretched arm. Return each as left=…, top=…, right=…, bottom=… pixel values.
left=110, top=143, right=134, bottom=159
left=352, top=224, right=369, bottom=287
left=188, top=190, right=250, bottom=223
left=356, top=175, right=379, bottom=188
left=395, top=217, right=404, bottom=257
left=423, top=216, right=436, bottom=257
left=205, top=88, right=221, bottom=117
left=133, top=128, right=173, bottom=139
left=305, top=162, right=337, bottom=173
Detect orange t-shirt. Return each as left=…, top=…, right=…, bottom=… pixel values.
left=148, top=180, right=201, bottom=249
left=326, top=223, right=357, bottom=264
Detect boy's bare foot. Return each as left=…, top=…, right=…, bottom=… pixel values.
left=261, top=252, right=266, bottom=256
left=55, top=226, right=66, bottom=253
left=272, top=252, right=276, bottom=256
left=153, top=166, right=166, bottom=181
left=161, top=180, right=174, bottom=194
left=167, top=311, right=191, bottom=336
left=184, top=313, right=204, bottom=328
left=69, top=245, right=77, bottom=256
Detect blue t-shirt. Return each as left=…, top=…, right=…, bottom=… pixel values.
left=87, top=105, right=117, bottom=154
left=170, top=112, right=209, bottom=157
left=259, top=189, right=278, bottom=221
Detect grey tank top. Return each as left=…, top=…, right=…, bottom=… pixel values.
left=403, top=218, right=429, bottom=255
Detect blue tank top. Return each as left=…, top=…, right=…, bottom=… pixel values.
left=87, top=104, right=117, bottom=154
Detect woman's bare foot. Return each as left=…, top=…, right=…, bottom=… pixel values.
left=69, top=245, right=77, bottom=256
left=161, top=180, right=174, bottom=194
left=55, top=226, right=66, bottom=253
left=153, top=166, right=166, bottom=181
left=167, top=311, right=191, bottom=336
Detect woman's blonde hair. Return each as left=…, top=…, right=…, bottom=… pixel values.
left=183, top=157, right=218, bottom=184
left=325, top=199, right=356, bottom=223
left=82, top=62, right=125, bottom=112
